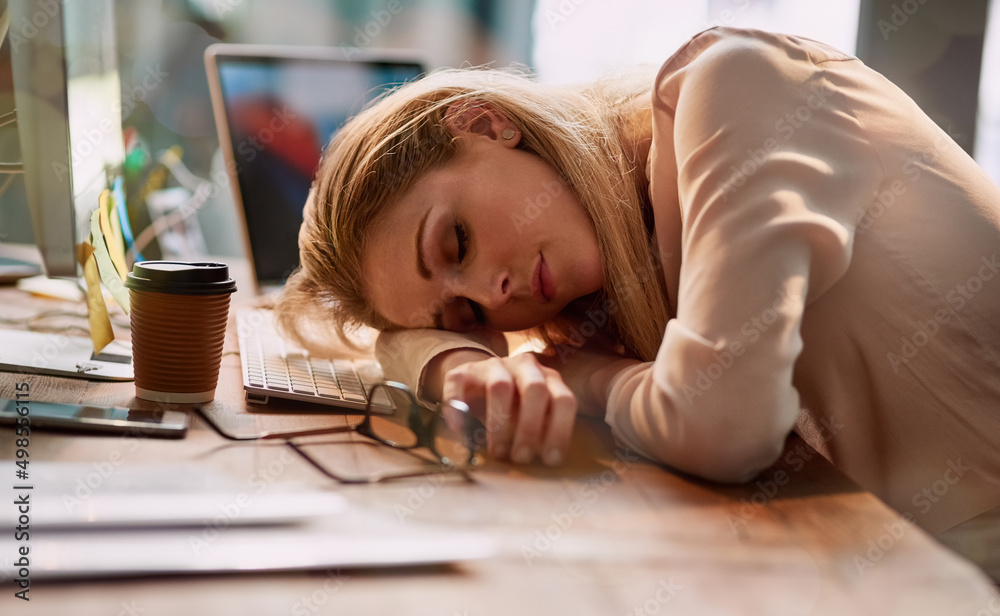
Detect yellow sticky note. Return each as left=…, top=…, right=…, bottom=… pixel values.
left=99, top=190, right=128, bottom=281
left=109, top=197, right=125, bottom=265
left=90, top=207, right=131, bottom=314
left=76, top=241, right=115, bottom=354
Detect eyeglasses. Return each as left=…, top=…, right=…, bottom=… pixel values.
left=195, top=381, right=484, bottom=483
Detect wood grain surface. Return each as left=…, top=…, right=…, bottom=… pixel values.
left=0, top=271, right=997, bottom=616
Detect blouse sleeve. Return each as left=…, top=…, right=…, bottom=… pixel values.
left=376, top=328, right=509, bottom=404
left=604, top=35, right=882, bottom=482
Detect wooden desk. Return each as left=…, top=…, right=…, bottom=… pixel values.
left=0, top=280, right=997, bottom=616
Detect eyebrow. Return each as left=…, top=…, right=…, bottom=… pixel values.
left=415, top=208, right=432, bottom=281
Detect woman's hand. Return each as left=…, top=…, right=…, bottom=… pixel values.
left=439, top=353, right=577, bottom=467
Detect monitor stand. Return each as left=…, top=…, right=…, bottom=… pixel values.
left=0, top=329, right=133, bottom=381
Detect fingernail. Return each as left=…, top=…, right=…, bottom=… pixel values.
left=512, top=446, right=532, bottom=465
left=543, top=449, right=563, bottom=466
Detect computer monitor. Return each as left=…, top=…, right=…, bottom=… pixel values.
left=9, top=0, right=125, bottom=277
left=205, top=44, right=424, bottom=291
left=0, top=0, right=133, bottom=382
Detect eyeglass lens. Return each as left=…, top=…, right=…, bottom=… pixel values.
left=365, top=383, right=419, bottom=449
left=365, top=383, right=478, bottom=469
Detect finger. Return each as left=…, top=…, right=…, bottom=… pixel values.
left=441, top=365, right=482, bottom=410
left=482, top=360, right=515, bottom=459
left=441, top=359, right=515, bottom=457
left=539, top=374, right=577, bottom=466
left=509, top=357, right=550, bottom=465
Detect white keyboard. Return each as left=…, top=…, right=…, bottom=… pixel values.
left=236, top=309, right=387, bottom=410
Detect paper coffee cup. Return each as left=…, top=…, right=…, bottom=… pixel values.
left=125, top=262, right=237, bottom=403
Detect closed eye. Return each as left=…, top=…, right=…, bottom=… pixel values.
left=455, top=222, right=468, bottom=263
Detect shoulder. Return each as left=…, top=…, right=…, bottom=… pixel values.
left=654, top=27, right=854, bottom=110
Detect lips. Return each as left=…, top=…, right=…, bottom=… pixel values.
left=531, top=253, right=555, bottom=304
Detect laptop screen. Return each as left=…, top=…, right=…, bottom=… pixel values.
left=210, top=49, right=423, bottom=288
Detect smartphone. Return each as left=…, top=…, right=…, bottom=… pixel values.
left=0, top=398, right=189, bottom=438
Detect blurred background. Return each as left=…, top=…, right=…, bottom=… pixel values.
left=0, top=0, right=996, bottom=258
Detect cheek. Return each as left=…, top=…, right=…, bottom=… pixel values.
left=365, top=263, right=433, bottom=329
left=402, top=300, right=440, bottom=328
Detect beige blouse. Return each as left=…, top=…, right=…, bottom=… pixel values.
left=376, top=27, right=1000, bottom=534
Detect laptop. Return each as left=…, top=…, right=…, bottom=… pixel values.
left=205, top=44, right=425, bottom=409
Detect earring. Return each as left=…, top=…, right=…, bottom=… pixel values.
left=502, top=128, right=515, bottom=140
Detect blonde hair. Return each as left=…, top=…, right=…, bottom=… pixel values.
left=275, top=65, right=670, bottom=362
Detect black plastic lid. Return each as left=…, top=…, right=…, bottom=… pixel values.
left=125, top=261, right=237, bottom=296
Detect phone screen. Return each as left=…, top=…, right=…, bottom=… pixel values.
left=0, top=399, right=189, bottom=438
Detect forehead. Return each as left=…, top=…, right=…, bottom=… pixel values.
left=365, top=165, right=448, bottom=263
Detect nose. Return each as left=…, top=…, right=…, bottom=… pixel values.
left=446, top=268, right=512, bottom=310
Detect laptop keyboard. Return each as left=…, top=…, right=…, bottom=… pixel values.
left=236, top=309, right=387, bottom=409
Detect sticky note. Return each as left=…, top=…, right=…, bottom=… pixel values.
left=76, top=241, right=115, bottom=354
left=99, top=189, right=129, bottom=281
left=90, top=207, right=131, bottom=314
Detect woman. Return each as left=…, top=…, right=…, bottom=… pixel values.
left=275, top=27, right=1000, bottom=576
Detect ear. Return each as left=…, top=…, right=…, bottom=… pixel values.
left=443, top=101, right=521, bottom=147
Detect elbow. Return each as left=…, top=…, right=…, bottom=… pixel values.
left=645, top=414, right=791, bottom=484
left=695, top=435, right=787, bottom=484
left=680, top=383, right=800, bottom=484
left=613, top=365, right=798, bottom=484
